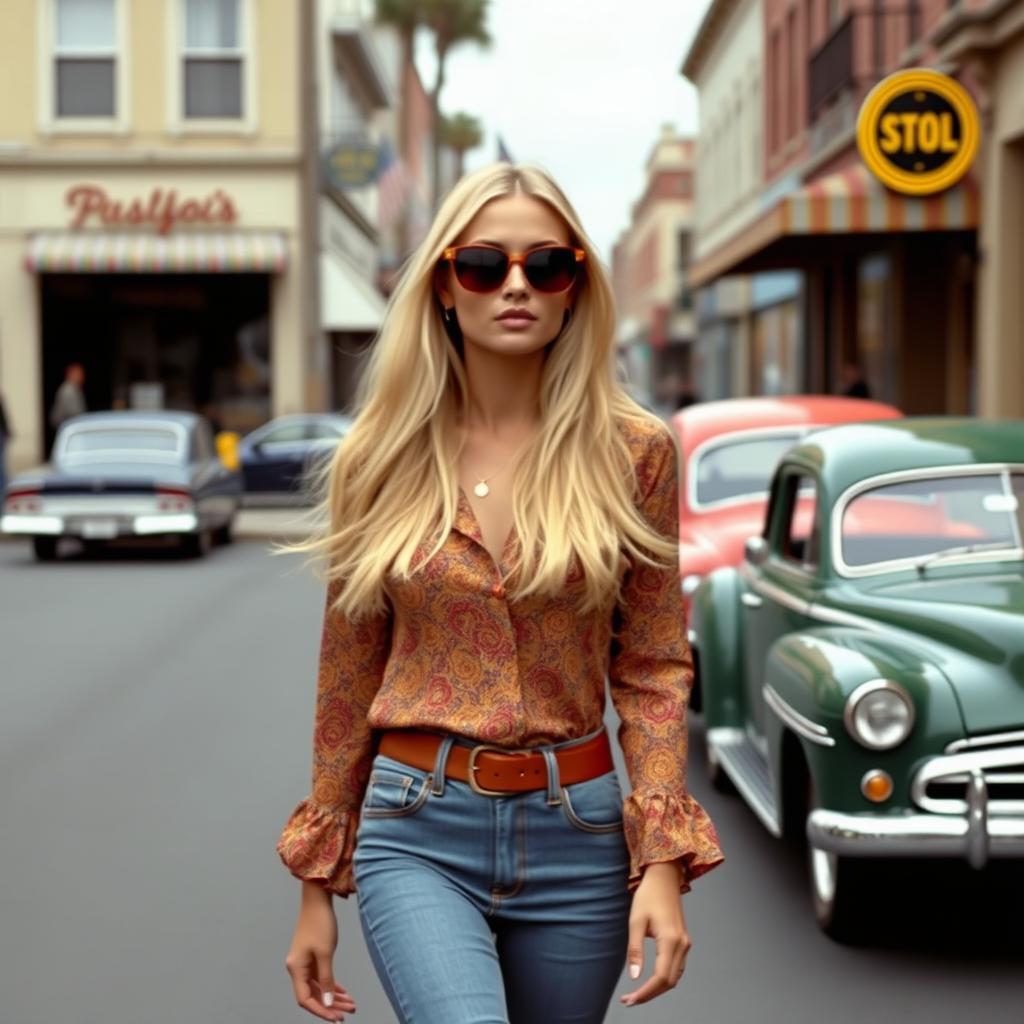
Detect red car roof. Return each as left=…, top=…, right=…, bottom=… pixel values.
left=667, top=395, right=902, bottom=455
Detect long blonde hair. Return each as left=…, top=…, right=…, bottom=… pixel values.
left=274, top=162, right=676, bottom=619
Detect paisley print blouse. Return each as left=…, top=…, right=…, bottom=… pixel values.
left=276, top=415, right=724, bottom=898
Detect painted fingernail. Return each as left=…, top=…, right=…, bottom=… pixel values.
left=629, top=964, right=640, bottom=979
left=323, top=992, right=334, bottom=1007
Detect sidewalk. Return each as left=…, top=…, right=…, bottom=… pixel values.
left=234, top=508, right=322, bottom=542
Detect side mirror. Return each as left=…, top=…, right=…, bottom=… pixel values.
left=744, top=536, right=768, bottom=567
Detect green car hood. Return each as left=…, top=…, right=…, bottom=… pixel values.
left=833, top=569, right=1024, bottom=736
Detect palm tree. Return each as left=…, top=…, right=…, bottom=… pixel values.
left=374, top=0, right=423, bottom=163
left=422, top=0, right=492, bottom=208
left=438, top=111, right=483, bottom=180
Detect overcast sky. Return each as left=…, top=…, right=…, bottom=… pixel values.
left=413, top=0, right=712, bottom=265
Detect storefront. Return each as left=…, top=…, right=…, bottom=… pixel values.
left=687, top=162, right=978, bottom=413
left=0, top=172, right=303, bottom=467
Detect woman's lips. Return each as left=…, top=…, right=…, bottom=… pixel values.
left=496, top=316, right=536, bottom=329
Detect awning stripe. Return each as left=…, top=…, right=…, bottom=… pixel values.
left=24, top=232, right=288, bottom=273
left=688, top=162, right=979, bottom=289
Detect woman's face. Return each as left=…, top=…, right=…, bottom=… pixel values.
left=436, top=192, right=577, bottom=356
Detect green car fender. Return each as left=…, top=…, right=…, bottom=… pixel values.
left=690, top=567, right=747, bottom=730
left=762, top=626, right=967, bottom=815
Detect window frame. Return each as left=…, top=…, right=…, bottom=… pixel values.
left=38, top=0, right=132, bottom=135
left=831, top=464, right=1024, bottom=579
left=773, top=469, right=821, bottom=572
left=166, top=0, right=258, bottom=135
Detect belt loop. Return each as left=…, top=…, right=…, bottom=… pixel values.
left=540, top=745, right=562, bottom=806
left=431, top=733, right=456, bottom=796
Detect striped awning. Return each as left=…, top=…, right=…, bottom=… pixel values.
left=24, top=232, right=288, bottom=273
left=688, top=163, right=979, bottom=288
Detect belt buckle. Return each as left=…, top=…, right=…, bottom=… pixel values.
left=467, top=743, right=527, bottom=797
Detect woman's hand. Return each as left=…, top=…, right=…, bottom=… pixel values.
left=620, top=861, right=692, bottom=1008
left=284, top=881, right=358, bottom=1020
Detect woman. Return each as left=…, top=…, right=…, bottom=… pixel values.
left=275, top=162, right=723, bottom=1024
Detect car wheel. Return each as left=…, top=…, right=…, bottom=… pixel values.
left=180, top=528, right=213, bottom=559
left=33, top=536, right=59, bottom=562
left=806, top=776, right=869, bottom=943
left=705, top=743, right=736, bottom=795
left=213, top=517, right=234, bottom=546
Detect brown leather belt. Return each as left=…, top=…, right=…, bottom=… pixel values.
left=377, top=727, right=614, bottom=796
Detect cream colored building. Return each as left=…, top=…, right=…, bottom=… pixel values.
left=936, top=0, right=1024, bottom=418
left=0, top=0, right=311, bottom=472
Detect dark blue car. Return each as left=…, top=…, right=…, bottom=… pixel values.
left=237, top=413, right=352, bottom=505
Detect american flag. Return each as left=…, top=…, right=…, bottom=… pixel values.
left=376, top=136, right=410, bottom=231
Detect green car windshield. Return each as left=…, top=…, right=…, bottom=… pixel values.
left=840, top=471, right=1024, bottom=569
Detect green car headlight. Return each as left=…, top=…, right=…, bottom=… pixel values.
left=843, top=680, right=915, bottom=750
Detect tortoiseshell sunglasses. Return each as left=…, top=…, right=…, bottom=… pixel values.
left=439, top=244, right=586, bottom=294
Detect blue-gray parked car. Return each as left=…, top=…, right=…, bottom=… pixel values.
left=0, top=410, right=242, bottom=561
left=237, top=413, right=352, bottom=505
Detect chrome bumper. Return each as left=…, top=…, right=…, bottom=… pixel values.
left=0, top=513, right=199, bottom=537
left=807, top=809, right=1024, bottom=868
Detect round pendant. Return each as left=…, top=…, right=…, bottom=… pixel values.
left=474, top=481, right=489, bottom=497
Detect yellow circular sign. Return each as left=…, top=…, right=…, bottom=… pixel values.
left=856, top=69, right=979, bottom=195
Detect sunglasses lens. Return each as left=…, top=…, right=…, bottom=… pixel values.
left=452, top=247, right=509, bottom=292
left=524, top=248, right=579, bottom=292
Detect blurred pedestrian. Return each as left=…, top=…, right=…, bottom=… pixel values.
left=50, top=362, right=87, bottom=430
left=840, top=360, right=871, bottom=399
left=274, top=162, right=723, bottom=1024
left=0, top=391, right=11, bottom=496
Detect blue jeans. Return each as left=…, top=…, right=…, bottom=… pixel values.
left=352, top=724, right=632, bottom=1024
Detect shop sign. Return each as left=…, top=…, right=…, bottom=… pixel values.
left=856, top=69, right=980, bottom=195
left=323, top=139, right=380, bottom=190
left=66, top=185, right=239, bottom=235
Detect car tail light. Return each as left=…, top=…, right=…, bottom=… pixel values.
left=155, top=486, right=194, bottom=513
left=3, top=487, right=42, bottom=514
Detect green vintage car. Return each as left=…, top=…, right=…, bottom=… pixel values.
left=689, top=418, right=1024, bottom=941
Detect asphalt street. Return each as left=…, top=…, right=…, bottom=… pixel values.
left=0, top=536, right=1021, bottom=1024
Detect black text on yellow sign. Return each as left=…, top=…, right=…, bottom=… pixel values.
left=857, top=69, right=979, bottom=195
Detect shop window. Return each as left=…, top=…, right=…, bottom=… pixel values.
left=54, top=0, right=116, bottom=117
left=183, top=0, right=243, bottom=118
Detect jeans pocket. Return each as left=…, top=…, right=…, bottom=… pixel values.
left=560, top=770, right=625, bottom=833
left=360, top=755, right=434, bottom=818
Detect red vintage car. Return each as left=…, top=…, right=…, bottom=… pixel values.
left=667, top=396, right=902, bottom=709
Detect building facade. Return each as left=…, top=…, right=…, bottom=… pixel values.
left=683, top=0, right=1003, bottom=414
left=0, top=0, right=312, bottom=472
left=935, top=0, right=1024, bottom=418
left=682, top=0, right=804, bottom=401
left=611, top=124, right=697, bottom=413
left=316, top=0, right=391, bottom=412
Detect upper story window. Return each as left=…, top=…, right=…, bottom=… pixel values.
left=55, top=0, right=117, bottom=117
left=183, top=0, right=243, bottom=118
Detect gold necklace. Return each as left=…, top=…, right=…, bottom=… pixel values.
left=471, top=451, right=516, bottom=497
left=462, top=423, right=537, bottom=498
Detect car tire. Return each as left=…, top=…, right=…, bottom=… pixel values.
left=33, top=536, right=59, bottom=562
left=180, top=528, right=213, bottom=559
left=806, top=775, right=870, bottom=943
left=213, top=517, right=234, bottom=546
left=706, top=744, right=736, bottom=795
